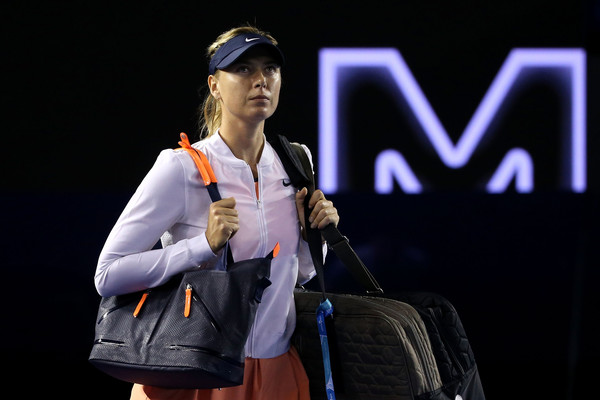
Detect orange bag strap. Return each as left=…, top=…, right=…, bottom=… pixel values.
left=177, top=132, right=221, bottom=202
left=177, top=132, right=279, bottom=260
left=177, top=132, right=217, bottom=187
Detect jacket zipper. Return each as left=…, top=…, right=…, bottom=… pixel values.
left=246, top=163, right=267, bottom=358
left=252, top=165, right=267, bottom=256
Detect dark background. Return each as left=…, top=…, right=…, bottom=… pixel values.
left=2, top=0, right=599, bottom=398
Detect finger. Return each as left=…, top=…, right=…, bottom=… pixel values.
left=295, top=187, right=308, bottom=206
left=316, top=206, right=339, bottom=229
left=228, top=222, right=239, bottom=238
left=214, top=197, right=236, bottom=209
left=220, top=219, right=240, bottom=238
left=209, top=197, right=238, bottom=217
left=211, top=206, right=239, bottom=217
left=206, top=216, right=239, bottom=252
left=311, top=205, right=339, bottom=229
left=206, top=198, right=239, bottom=252
left=308, top=197, right=331, bottom=224
left=295, top=187, right=308, bottom=230
left=308, top=189, right=325, bottom=209
left=307, top=189, right=326, bottom=223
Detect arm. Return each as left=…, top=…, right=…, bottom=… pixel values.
left=94, top=150, right=217, bottom=297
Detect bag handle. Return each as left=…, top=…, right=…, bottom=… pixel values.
left=270, top=134, right=383, bottom=295
left=178, top=133, right=231, bottom=264
left=290, top=141, right=382, bottom=294
left=178, top=133, right=221, bottom=202
left=178, top=133, right=279, bottom=265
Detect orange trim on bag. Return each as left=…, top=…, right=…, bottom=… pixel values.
left=177, top=132, right=192, bottom=149
left=197, top=149, right=217, bottom=183
left=133, top=292, right=149, bottom=318
left=178, top=132, right=218, bottom=186
left=273, top=242, right=280, bottom=258
left=184, top=284, right=192, bottom=318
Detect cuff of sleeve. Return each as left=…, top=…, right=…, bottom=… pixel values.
left=186, top=234, right=218, bottom=265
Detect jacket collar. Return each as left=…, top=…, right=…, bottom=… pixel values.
left=204, top=130, right=275, bottom=168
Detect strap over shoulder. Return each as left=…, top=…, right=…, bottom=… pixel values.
left=178, top=133, right=217, bottom=188
left=269, top=134, right=313, bottom=192
left=269, top=134, right=383, bottom=295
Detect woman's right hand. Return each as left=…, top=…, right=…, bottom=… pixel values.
left=205, top=197, right=239, bottom=253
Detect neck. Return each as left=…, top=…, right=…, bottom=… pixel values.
left=218, top=120, right=265, bottom=166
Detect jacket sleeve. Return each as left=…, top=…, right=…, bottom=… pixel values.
left=94, top=150, right=217, bottom=297
left=296, top=239, right=328, bottom=285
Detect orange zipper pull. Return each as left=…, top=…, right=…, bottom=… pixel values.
left=133, top=291, right=149, bottom=318
left=184, top=284, right=192, bottom=318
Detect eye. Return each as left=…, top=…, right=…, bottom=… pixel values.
left=265, top=64, right=279, bottom=75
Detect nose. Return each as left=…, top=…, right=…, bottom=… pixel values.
left=254, top=71, right=267, bottom=88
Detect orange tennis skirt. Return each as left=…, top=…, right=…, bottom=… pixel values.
left=129, top=346, right=310, bottom=400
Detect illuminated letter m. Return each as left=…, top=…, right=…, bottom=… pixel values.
left=318, top=48, right=586, bottom=193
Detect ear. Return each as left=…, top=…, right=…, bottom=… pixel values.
left=208, top=75, right=220, bottom=100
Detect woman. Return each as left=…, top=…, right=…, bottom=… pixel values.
left=95, top=24, right=339, bottom=400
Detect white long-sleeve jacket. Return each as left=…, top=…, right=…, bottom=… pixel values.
left=95, top=132, right=323, bottom=359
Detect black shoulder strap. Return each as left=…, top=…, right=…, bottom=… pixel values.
left=269, top=135, right=327, bottom=297
left=269, top=134, right=383, bottom=294
left=269, top=134, right=313, bottom=190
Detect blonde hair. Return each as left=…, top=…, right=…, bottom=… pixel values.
left=197, top=24, right=279, bottom=139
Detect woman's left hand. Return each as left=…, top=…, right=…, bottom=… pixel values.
left=295, top=188, right=339, bottom=233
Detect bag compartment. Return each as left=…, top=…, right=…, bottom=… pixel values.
left=293, top=291, right=447, bottom=400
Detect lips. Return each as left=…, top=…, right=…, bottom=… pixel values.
left=250, top=95, right=269, bottom=101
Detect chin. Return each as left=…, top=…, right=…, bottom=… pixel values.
left=252, top=108, right=277, bottom=121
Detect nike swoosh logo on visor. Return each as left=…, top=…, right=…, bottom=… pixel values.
left=245, top=37, right=260, bottom=42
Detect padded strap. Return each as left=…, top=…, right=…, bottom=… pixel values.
left=289, top=140, right=382, bottom=294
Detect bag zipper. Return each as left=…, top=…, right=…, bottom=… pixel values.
left=183, top=283, right=221, bottom=332
left=184, top=284, right=192, bottom=317
left=133, top=290, right=150, bottom=318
